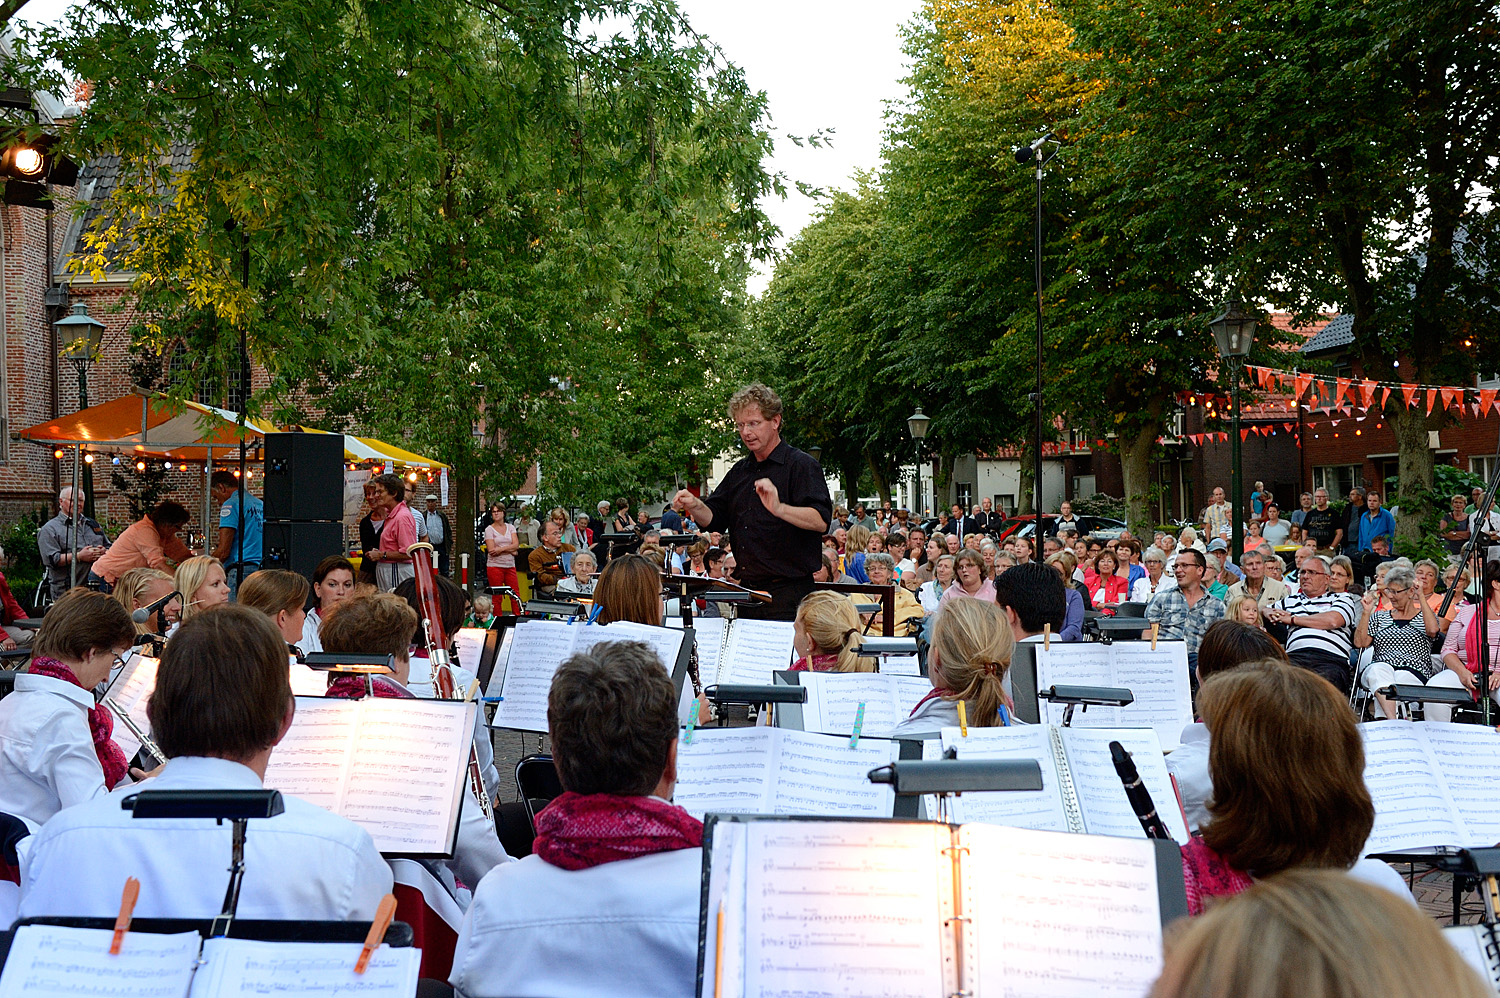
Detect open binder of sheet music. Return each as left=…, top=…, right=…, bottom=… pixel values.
left=1033, top=641, right=1194, bottom=748
left=1444, top=923, right=1500, bottom=994
left=486, top=619, right=687, bottom=732
left=672, top=617, right=796, bottom=721
left=1360, top=722, right=1500, bottom=854
left=920, top=725, right=1191, bottom=844
left=0, top=925, right=421, bottom=998
left=698, top=815, right=1185, bottom=998
left=262, top=696, right=474, bottom=857
left=672, top=727, right=899, bottom=820
left=780, top=671, right=934, bottom=738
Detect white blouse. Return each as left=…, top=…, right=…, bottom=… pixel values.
left=0, top=673, right=108, bottom=830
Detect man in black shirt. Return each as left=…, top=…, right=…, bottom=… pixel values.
left=1300, top=487, right=1342, bottom=553
left=672, top=383, right=831, bottom=620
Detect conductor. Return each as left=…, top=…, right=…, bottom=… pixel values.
left=672, top=383, right=830, bottom=621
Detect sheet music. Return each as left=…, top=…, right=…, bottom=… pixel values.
left=1442, top=926, right=1499, bottom=992
left=1418, top=722, right=1500, bottom=846
left=574, top=620, right=685, bottom=676
left=1361, top=722, right=1467, bottom=853
left=878, top=653, right=922, bottom=676
left=0, top=925, right=199, bottom=998
left=491, top=620, right=578, bottom=731
left=719, top=619, right=796, bottom=686
left=340, top=699, right=473, bottom=853
left=963, top=825, right=1163, bottom=998
left=798, top=672, right=932, bottom=738
left=1036, top=643, right=1112, bottom=727
left=772, top=731, right=898, bottom=817
left=693, top=617, right=728, bottom=686
left=453, top=627, right=489, bottom=674
left=1036, top=643, right=1194, bottom=748
left=289, top=659, right=328, bottom=697
left=739, top=820, right=948, bottom=998
left=1059, top=727, right=1191, bottom=844
left=104, top=655, right=159, bottom=760
left=674, top=728, right=775, bottom=817
left=189, top=938, right=422, bottom=998
left=939, top=726, right=1073, bottom=833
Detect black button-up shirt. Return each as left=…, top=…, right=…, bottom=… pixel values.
left=703, top=440, right=832, bottom=585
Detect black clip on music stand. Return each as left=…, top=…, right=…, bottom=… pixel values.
left=303, top=653, right=396, bottom=698
left=853, top=637, right=920, bottom=671
left=868, top=758, right=1044, bottom=823
left=1038, top=684, right=1134, bottom=726
left=524, top=600, right=585, bottom=619
left=702, top=683, right=807, bottom=727
left=600, top=532, right=636, bottom=563
left=122, top=789, right=285, bottom=937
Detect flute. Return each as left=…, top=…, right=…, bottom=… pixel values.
left=105, top=698, right=167, bottom=768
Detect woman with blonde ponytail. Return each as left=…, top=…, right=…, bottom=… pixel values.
left=791, top=591, right=876, bottom=673
left=892, top=598, right=1017, bottom=737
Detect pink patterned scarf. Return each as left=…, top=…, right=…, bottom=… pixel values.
left=533, top=792, right=703, bottom=871
left=1180, top=835, right=1255, bottom=916
left=325, top=674, right=414, bottom=700
left=27, top=656, right=128, bottom=790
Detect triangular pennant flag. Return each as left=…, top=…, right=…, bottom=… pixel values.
left=1480, top=389, right=1497, bottom=413
left=1402, top=384, right=1419, bottom=407
left=1378, top=385, right=1391, bottom=409
left=1294, top=373, right=1313, bottom=400
left=1441, top=386, right=1461, bottom=410
left=1330, top=418, right=1341, bottom=427
left=1240, top=429, right=1251, bottom=441
left=1334, top=377, right=1351, bottom=406
left=1427, top=389, right=1439, bottom=415
left=1360, top=380, right=1377, bottom=407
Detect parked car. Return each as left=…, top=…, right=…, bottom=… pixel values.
left=997, top=514, right=1128, bottom=542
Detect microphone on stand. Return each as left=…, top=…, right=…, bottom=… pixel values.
left=131, top=591, right=182, bottom=625
left=1109, top=740, right=1172, bottom=840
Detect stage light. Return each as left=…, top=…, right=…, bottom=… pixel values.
left=135, top=460, right=146, bottom=471
left=10, top=146, right=42, bottom=177
left=52, top=448, right=63, bottom=459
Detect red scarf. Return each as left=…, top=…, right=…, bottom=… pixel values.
left=27, top=657, right=128, bottom=790
left=325, top=674, right=414, bottom=700
left=909, top=686, right=955, bottom=716
left=1180, top=835, right=1254, bottom=916
left=533, top=792, right=702, bottom=871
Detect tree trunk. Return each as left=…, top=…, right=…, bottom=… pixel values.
left=454, top=473, right=476, bottom=587
left=1016, top=444, right=1035, bottom=516
left=932, top=450, right=954, bottom=508
left=838, top=459, right=864, bottom=509
left=1119, top=423, right=1159, bottom=539
left=1387, top=404, right=1435, bottom=551
left=865, top=445, right=891, bottom=506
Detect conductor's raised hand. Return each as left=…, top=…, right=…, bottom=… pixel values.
left=671, top=488, right=697, bottom=514
left=754, top=478, right=780, bottom=515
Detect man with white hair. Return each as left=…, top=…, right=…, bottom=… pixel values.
left=37, top=487, right=110, bottom=599
left=1264, top=554, right=1359, bottom=691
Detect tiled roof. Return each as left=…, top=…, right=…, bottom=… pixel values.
left=62, top=144, right=196, bottom=271
left=1299, top=313, right=1354, bottom=355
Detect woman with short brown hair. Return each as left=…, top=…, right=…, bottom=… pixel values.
left=594, top=554, right=663, bottom=626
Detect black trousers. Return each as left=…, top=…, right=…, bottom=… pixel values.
left=737, top=577, right=816, bottom=622
left=1289, top=647, right=1354, bottom=694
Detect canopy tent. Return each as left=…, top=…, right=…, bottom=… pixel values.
left=285, top=427, right=449, bottom=470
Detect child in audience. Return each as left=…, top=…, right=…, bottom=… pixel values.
left=19, top=605, right=392, bottom=919
left=892, top=598, right=1016, bottom=737
left=1151, top=869, right=1489, bottom=998
left=450, top=640, right=700, bottom=998
left=0, top=590, right=137, bottom=829
left=791, top=591, right=876, bottom=673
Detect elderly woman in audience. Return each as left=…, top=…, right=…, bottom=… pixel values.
left=1181, top=660, right=1412, bottom=915
left=854, top=553, right=925, bottom=637
left=892, top=598, right=1016, bottom=736
left=1130, top=547, right=1172, bottom=603
left=1261, top=549, right=1285, bottom=583
left=174, top=555, right=230, bottom=623
left=1224, top=592, right=1264, bottom=629
left=1084, top=548, right=1129, bottom=607
left=0, top=590, right=137, bottom=829
left=557, top=550, right=598, bottom=596
left=1355, top=564, right=1442, bottom=719
left=939, top=549, right=994, bottom=606
left=918, top=554, right=957, bottom=612
left=1202, top=553, right=1231, bottom=600
left=979, top=541, right=998, bottom=578
left=1150, top=870, right=1490, bottom=998
left=1413, top=558, right=1457, bottom=634
left=991, top=550, right=1017, bottom=576
left=1435, top=558, right=1500, bottom=721
left=792, top=591, right=876, bottom=673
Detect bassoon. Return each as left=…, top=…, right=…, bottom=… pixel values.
left=408, top=541, right=494, bottom=820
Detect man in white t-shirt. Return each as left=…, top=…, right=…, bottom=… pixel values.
left=1260, top=503, right=1292, bottom=547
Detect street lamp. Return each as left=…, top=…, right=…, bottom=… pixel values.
left=1209, top=302, right=1258, bottom=562
left=907, top=409, right=930, bottom=516
left=54, top=300, right=105, bottom=586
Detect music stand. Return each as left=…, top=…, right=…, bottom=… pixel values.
left=868, top=757, right=1044, bottom=822
left=702, top=683, right=807, bottom=728
left=122, top=789, right=285, bottom=938
left=1037, top=684, right=1134, bottom=726
left=600, top=532, right=636, bottom=563
left=303, top=653, right=396, bottom=698
left=524, top=600, right=585, bottom=619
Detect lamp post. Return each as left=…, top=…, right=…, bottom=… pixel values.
left=907, top=408, right=930, bottom=517
left=1209, top=302, right=1258, bottom=562
left=1015, top=134, right=1059, bottom=527
left=54, top=301, right=105, bottom=587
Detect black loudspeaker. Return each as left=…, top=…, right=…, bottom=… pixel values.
left=263, top=432, right=344, bottom=522
left=262, top=521, right=344, bottom=580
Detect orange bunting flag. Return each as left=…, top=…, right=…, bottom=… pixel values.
left=1378, top=385, right=1391, bottom=409
left=1294, top=373, right=1313, bottom=400
left=1283, top=422, right=1295, bottom=433
left=1334, top=378, right=1351, bottom=406
left=1481, top=389, right=1498, bottom=413
left=1426, top=390, right=1439, bottom=415
left=1240, top=429, right=1251, bottom=442
left=1441, top=386, right=1461, bottom=410
left=1360, top=381, right=1377, bottom=407
left=1402, top=384, right=1418, bottom=407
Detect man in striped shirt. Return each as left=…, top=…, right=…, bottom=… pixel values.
left=1264, top=554, right=1359, bottom=691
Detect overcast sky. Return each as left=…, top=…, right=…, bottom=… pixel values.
left=15, top=0, right=925, bottom=295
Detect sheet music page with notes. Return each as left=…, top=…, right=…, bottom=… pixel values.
left=104, top=654, right=158, bottom=759
left=1360, top=721, right=1468, bottom=853
left=262, top=697, right=359, bottom=815
left=937, top=726, right=1073, bottom=833
left=1057, top=727, right=1191, bottom=844
left=453, top=627, right=489, bottom=675
left=962, top=825, right=1163, bottom=998
left=1098, top=643, right=1194, bottom=748
left=0, top=925, right=200, bottom=998
left=739, top=820, right=949, bottom=998
left=572, top=620, right=685, bottom=677
left=492, top=620, right=578, bottom=730
left=719, top=619, right=797, bottom=685
left=1416, top=722, right=1500, bottom=847
left=673, top=727, right=776, bottom=818
left=189, top=938, right=421, bottom=998
left=288, top=658, right=328, bottom=697
left=798, top=672, right=932, bottom=738
left=771, top=730, right=898, bottom=817
left=1035, top=643, right=1113, bottom=721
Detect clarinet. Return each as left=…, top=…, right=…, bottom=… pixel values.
left=1109, top=740, right=1172, bottom=839
left=408, top=541, right=494, bottom=821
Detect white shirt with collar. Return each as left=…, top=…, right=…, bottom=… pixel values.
left=450, top=840, right=701, bottom=998
left=19, top=756, right=392, bottom=921
left=1165, top=721, right=1211, bottom=833
left=0, top=673, right=109, bottom=830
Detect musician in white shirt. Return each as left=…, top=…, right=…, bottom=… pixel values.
left=0, top=590, right=138, bottom=830
left=451, top=640, right=701, bottom=998
left=19, top=605, right=392, bottom=920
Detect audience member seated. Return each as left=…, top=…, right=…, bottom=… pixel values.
left=238, top=570, right=311, bottom=649
left=1150, top=869, right=1489, bottom=998
left=892, top=598, right=1017, bottom=737
left=1354, top=565, right=1443, bottom=719
left=301, top=555, right=355, bottom=653
left=174, top=555, right=230, bottom=624
left=450, top=640, right=701, bottom=998
left=1180, top=660, right=1412, bottom=916
left=1223, top=593, right=1264, bottom=629
left=1327, top=554, right=1362, bottom=595
left=917, top=554, right=956, bottom=612
left=1435, top=558, right=1500, bottom=721
left=0, top=591, right=137, bottom=829
left=1263, top=554, right=1359, bottom=691
left=791, top=591, right=875, bottom=673
left=464, top=593, right=496, bottom=629
left=556, top=550, right=598, bottom=595
left=1166, top=621, right=1287, bottom=833
left=593, top=553, right=663, bottom=625
left=19, top=605, right=392, bottom=919
left=854, top=552, right=925, bottom=636
left=996, top=561, right=1070, bottom=644
left=1043, top=557, right=1087, bottom=638
left=1224, top=548, right=1287, bottom=609
left=319, top=593, right=509, bottom=894
left=1130, top=546, right=1173, bottom=603
left=1084, top=549, right=1129, bottom=606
